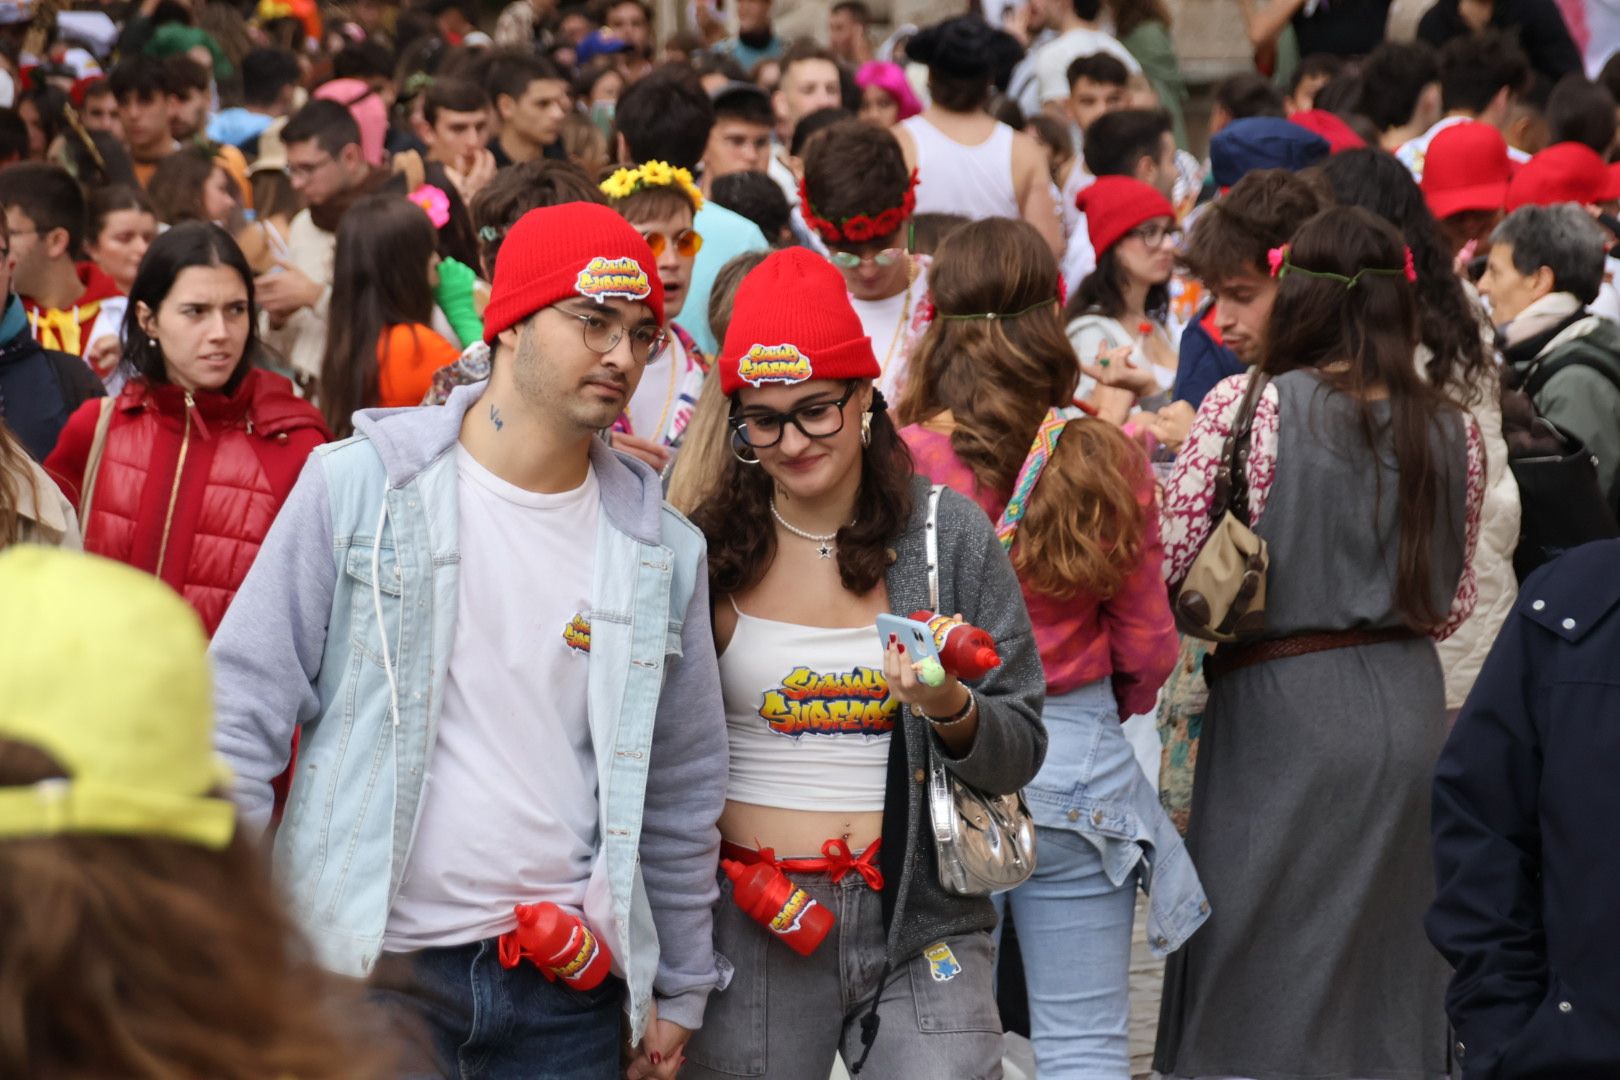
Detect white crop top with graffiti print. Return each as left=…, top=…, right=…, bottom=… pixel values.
left=720, top=599, right=896, bottom=812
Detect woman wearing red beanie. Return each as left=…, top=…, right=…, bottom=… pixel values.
left=1065, top=175, right=1182, bottom=418
left=683, top=247, right=1046, bottom=1079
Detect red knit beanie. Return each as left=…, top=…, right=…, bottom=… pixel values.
left=482, top=202, right=664, bottom=345
left=718, top=248, right=878, bottom=396
left=1077, top=176, right=1177, bottom=257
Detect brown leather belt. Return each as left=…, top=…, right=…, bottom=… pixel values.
left=1203, top=627, right=1420, bottom=684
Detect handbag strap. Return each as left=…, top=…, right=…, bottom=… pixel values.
left=925, top=483, right=942, bottom=612
left=1212, top=371, right=1269, bottom=525
left=78, top=395, right=116, bottom=532
left=994, top=406, right=1084, bottom=552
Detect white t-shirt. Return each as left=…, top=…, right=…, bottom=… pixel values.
left=851, top=262, right=931, bottom=405
left=383, top=446, right=601, bottom=951
left=1034, top=27, right=1140, bottom=107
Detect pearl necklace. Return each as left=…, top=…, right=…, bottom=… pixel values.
left=770, top=497, right=853, bottom=560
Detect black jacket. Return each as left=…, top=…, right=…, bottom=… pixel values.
left=1417, top=0, right=1582, bottom=87
left=1427, top=539, right=1620, bottom=1078
left=0, top=327, right=103, bottom=462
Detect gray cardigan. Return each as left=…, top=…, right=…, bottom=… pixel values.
left=876, top=476, right=1048, bottom=964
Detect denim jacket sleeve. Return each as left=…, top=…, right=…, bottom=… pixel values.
left=210, top=456, right=337, bottom=832
left=640, top=555, right=729, bottom=1032
left=931, top=487, right=1048, bottom=796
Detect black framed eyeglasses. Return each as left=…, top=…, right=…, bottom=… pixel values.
left=729, top=384, right=856, bottom=448
left=562, top=307, right=670, bottom=364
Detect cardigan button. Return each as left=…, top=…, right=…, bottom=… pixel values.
left=1559, top=1000, right=1573, bottom=1014
left=914, top=768, right=926, bottom=784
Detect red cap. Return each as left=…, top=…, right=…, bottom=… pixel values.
left=718, top=248, right=878, bottom=397
left=1422, top=121, right=1511, bottom=220
left=1288, top=110, right=1366, bottom=154
left=1505, top=142, right=1611, bottom=211
left=483, top=202, right=664, bottom=345
left=1076, top=176, right=1176, bottom=257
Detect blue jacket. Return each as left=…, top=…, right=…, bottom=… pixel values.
left=209, top=383, right=728, bottom=1040
left=1427, top=539, right=1620, bottom=1078
left=1173, top=303, right=1244, bottom=408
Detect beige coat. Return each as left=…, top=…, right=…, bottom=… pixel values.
left=9, top=454, right=81, bottom=550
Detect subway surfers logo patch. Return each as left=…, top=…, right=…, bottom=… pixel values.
left=575, top=256, right=651, bottom=302
left=737, top=343, right=813, bottom=386
left=759, top=666, right=897, bottom=737
left=562, top=613, right=592, bottom=654
left=769, top=887, right=819, bottom=936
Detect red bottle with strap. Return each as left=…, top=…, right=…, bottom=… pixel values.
left=496, top=902, right=615, bottom=990
left=910, top=611, right=1002, bottom=680
left=723, top=858, right=835, bottom=957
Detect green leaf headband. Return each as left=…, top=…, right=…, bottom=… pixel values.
left=1268, top=244, right=1417, bottom=288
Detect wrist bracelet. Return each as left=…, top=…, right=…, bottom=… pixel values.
left=923, top=688, right=975, bottom=727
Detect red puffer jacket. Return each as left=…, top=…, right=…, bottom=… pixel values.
left=47, top=368, right=329, bottom=635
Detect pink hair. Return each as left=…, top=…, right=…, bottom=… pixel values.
left=855, top=61, right=923, bottom=122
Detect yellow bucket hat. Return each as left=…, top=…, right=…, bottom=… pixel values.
left=0, top=548, right=236, bottom=849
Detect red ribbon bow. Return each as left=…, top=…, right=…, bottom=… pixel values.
left=767, top=838, right=885, bottom=891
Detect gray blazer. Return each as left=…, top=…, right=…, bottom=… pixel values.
left=876, top=476, right=1047, bottom=964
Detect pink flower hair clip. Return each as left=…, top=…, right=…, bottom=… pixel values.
left=408, top=184, right=451, bottom=229
left=1267, top=245, right=1288, bottom=279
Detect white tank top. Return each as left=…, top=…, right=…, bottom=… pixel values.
left=719, top=600, right=896, bottom=812
left=901, top=115, right=1020, bottom=221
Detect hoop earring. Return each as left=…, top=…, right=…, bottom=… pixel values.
left=860, top=410, right=872, bottom=447
left=731, top=441, right=762, bottom=465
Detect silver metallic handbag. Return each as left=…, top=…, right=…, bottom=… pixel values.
left=921, top=485, right=1037, bottom=897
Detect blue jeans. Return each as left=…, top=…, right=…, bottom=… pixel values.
left=369, top=938, right=624, bottom=1079
left=993, top=679, right=1164, bottom=1079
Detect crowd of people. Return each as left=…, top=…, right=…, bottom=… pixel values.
left=1, top=0, right=1619, bottom=1077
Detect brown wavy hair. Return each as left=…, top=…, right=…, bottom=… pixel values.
left=690, top=385, right=914, bottom=597
left=0, top=420, right=39, bottom=549
left=901, top=217, right=1147, bottom=599
left=0, top=739, right=400, bottom=1080
left=1261, top=206, right=1465, bottom=629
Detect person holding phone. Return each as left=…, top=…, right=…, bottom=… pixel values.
left=683, top=247, right=1046, bottom=1079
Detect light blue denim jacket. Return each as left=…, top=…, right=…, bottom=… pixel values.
left=1023, top=679, right=1209, bottom=956
left=209, top=383, right=728, bottom=1041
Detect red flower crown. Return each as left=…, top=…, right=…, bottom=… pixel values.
left=799, top=169, right=920, bottom=245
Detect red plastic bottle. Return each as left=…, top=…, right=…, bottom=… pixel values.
left=496, top=902, right=615, bottom=990
left=723, top=858, right=835, bottom=956
left=909, top=611, right=1002, bottom=680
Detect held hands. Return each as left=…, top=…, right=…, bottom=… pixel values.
left=625, top=1000, right=690, bottom=1080
left=883, top=631, right=969, bottom=721
left=254, top=259, right=323, bottom=318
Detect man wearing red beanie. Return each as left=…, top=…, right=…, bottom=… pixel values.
left=210, top=200, right=726, bottom=1080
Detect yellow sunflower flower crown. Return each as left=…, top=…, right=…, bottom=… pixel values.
left=600, top=161, right=705, bottom=212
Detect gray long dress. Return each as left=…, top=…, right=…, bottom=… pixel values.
left=1154, top=370, right=1470, bottom=1080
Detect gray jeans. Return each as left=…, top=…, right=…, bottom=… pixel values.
left=683, top=866, right=1004, bottom=1080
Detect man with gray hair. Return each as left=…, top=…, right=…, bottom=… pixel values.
left=1482, top=202, right=1620, bottom=515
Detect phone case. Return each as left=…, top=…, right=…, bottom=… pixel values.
left=875, top=613, right=943, bottom=667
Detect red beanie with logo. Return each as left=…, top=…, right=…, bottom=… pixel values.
left=1077, top=176, right=1177, bottom=257
left=718, top=248, right=878, bottom=396
left=483, top=202, right=664, bottom=345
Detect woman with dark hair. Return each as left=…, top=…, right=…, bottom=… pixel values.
left=802, top=119, right=931, bottom=403
left=85, top=186, right=158, bottom=297
left=899, top=218, right=1201, bottom=1077
left=682, top=247, right=1045, bottom=1079
left=45, top=222, right=329, bottom=637
left=1065, top=176, right=1179, bottom=413
left=0, top=547, right=396, bottom=1080
left=1320, top=147, right=1520, bottom=718
left=1153, top=206, right=1485, bottom=1080
left=895, top=15, right=1063, bottom=258
left=1106, top=0, right=1190, bottom=150
left=320, top=194, right=457, bottom=437
left=148, top=148, right=242, bottom=227
left=17, top=84, right=68, bottom=160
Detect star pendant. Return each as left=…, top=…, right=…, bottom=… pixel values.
left=818, top=541, right=834, bottom=559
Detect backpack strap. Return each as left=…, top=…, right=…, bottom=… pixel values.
left=1524, top=344, right=1620, bottom=401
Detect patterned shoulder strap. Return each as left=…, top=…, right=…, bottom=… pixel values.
left=994, top=406, right=1084, bottom=551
